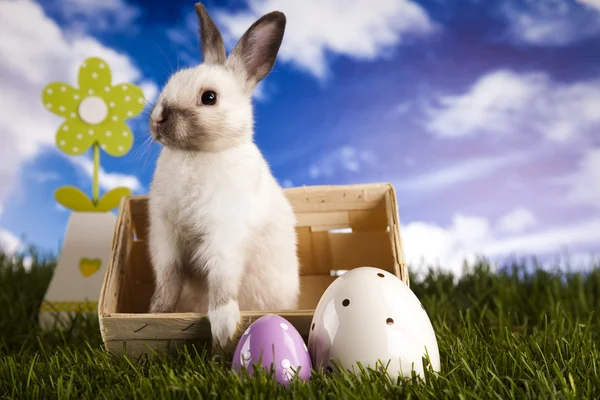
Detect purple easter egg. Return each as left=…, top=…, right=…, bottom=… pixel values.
left=232, top=314, right=312, bottom=386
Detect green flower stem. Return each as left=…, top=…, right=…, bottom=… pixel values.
left=93, top=142, right=100, bottom=204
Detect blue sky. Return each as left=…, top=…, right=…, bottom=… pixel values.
left=0, top=0, right=599, bottom=275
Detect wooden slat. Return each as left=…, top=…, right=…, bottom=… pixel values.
left=385, top=187, right=409, bottom=286
left=348, top=207, right=388, bottom=232
left=101, top=311, right=314, bottom=341
left=298, top=275, right=336, bottom=309
left=284, top=183, right=390, bottom=213
left=295, top=211, right=349, bottom=231
left=296, top=226, right=313, bottom=275
left=310, top=231, right=332, bottom=274
left=328, top=231, right=394, bottom=271
left=99, top=196, right=130, bottom=317
left=131, top=240, right=153, bottom=284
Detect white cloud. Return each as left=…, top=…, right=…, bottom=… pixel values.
left=497, top=208, right=537, bottom=233
left=45, top=0, right=141, bottom=32
left=29, top=171, right=62, bottom=183
left=481, top=218, right=600, bottom=257
left=402, top=209, right=600, bottom=277
left=0, top=0, right=156, bottom=229
left=181, top=0, right=438, bottom=79
left=402, top=214, right=491, bottom=276
left=68, top=156, right=144, bottom=193
left=308, top=145, right=377, bottom=179
left=0, top=204, right=21, bottom=255
left=139, top=80, right=159, bottom=106
left=564, top=148, right=600, bottom=208
left=395, top=150, right=530, bottom=192
left=500, top=0, right=600, bottom=46
left=0, top=229, right=22, bottom=255
left=577, top=0, right=600, bottom=11
left=426, top=69, right=600, bottom=142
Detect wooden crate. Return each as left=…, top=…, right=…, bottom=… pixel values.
left=98, top=182, right=408, bottom=357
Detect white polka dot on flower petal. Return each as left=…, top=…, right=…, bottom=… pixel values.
left=109, top=102, right=115, bottom=108
left=59, top=140, right=66, bottom=146
left=118, top=145, right=124, bottom=152
left=121, top=85, right=127, bottom=90
left=46, top=103, right=52, bottom=109
left=46, top=88, right=53, bottom=94
left=70, top=112, right=76, bottom=118
left=92, top=72, right=98, bottom=79
left=60, top=86, right=66, bottom=92
left=62, top=125, right=69, bottom=131
left=74, top=94, right=80, bottom=100
left=125, top=95, right=131, bottom=102
left=101, top=144, right=107, bottom=149
left=281, top=359, right=291, bottom=369
left=106, top=131, right=112, bottom=136
left=82, top=63, right=87, bottom=68
left=127, top=111, right=133, bottom=117
left=59, top=105, right=65, bottom=112
left=99, top=63, right=105, bottom=69
left=112, top=116, right=118, bottom=121
left=280, top=322, right=289, bottom=330
left=104, top=86, right=110, bottom=92
left=76, top=133, right=83, bottom=139
left=138, top=97, right=144, bottom=103
left=122, top=131, right=128, bottom=136
left=88, top=129, right=94, bottom=135
left=73, top=146, right=79, bottom=152
left=88, top=89, right=94, bottom=95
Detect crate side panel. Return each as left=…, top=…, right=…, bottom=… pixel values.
left=117, top=219, right=137, bottom=314
left=296, top=227, right=314, bottom=275
left=285, top=184, right=389, bottom=213
left=328, top=231, right=394, bottom=271
left=298, top=274, right=336, bottom=309
left=310, top=231, right=332, bottom=275
left=100, top=197, right=133, bottom=316
left=385, top=187, right=409, bottom=285
left=101, top=312, right=313, bottom=341
left=129, top=196, right=149, bottom=241
left=348, top=207, right=388, bottom=232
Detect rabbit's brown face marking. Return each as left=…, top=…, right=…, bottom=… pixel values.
left=150, top=66, right=253, bottom=152
left=149, top=2, right=286, bottom=153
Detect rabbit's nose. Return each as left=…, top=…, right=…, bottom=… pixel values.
left=157, top=106, right=172, bottom=124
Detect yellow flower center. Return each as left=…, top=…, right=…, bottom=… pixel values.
left=78, top=96, right=108, bottom=125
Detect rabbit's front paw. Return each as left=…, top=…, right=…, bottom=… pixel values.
left=208, top=299, right=241, bottom=347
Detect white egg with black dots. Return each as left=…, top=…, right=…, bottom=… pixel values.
left=307, top=266, right=440, bottom=380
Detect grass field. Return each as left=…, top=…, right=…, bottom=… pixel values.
left=1, top=250, right=600, bottom=399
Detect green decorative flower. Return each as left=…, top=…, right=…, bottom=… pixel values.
left=42, top=56, right=145, bottom=157
left=41, top=56, right=145, bottom=213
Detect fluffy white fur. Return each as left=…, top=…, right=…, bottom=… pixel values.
left=147, top=3, right=299, bottom=348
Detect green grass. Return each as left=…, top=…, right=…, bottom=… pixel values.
left=1, top=251, right=600, bottom=399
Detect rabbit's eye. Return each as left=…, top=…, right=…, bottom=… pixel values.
left=200, top=90, right=217, bottom=106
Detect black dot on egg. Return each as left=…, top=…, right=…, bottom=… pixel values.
left=377, top=272, right=384, bottom=278
left=386, top=318, right=394, bottom=325
left=311, top=323, right=315, bottom=331
left=342, top=299, right=350, bottom=307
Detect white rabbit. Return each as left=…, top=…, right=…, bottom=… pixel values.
left=146, top=2, right=299, bottom=348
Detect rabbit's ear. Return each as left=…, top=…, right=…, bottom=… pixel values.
left=226, top=11, right=286, bottom=89
left=195, top=3, right=226, bottom=64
